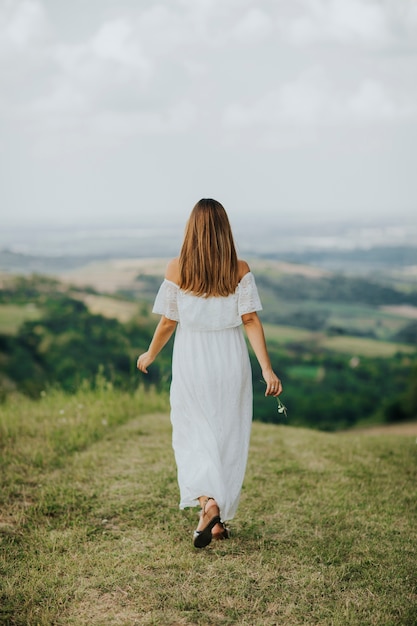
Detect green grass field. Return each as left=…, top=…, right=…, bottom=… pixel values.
left=263, top=323, right=415, bottom=358
left=1, top=388, right=416, bottom=625
left=321, top=334, right=416, bottom=357
left=0, top=304, right=41, bottom=334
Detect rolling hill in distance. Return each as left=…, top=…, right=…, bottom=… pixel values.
left=1, top=216, right=416, bottom=432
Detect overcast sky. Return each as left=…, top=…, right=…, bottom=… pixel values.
left=1, top=0, right=417, bottom=231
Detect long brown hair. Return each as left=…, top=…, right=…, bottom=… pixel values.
left=179, top=199, right=239, bottom=297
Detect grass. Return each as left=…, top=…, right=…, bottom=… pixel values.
left=264, top=323, right=314, bottom=344
left=287, top=364, right=323, bottom=380
left=321, top=335, right=416, bottom=357
left=0, top=304, right=41, bottom=334
left=72, top=293, right=142, bottom=323
left=263, top=323, right=415, bottom=358
left=1, top=388, right=416, bottom=625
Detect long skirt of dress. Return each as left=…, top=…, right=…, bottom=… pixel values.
left=170, top=324, right=253, bottom=522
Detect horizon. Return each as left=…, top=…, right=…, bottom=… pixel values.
left=1, top=216, right=416, bottom=259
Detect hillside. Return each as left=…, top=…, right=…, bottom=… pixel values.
left=1, top=388, right=416, bottom=625
left=0, top=265, right=416, bottom=430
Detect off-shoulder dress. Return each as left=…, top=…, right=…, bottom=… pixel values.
left=152, top=271, right=262, bottom=522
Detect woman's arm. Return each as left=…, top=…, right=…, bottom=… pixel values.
left=137, top=315, right=177, bottom=374
left=241, top=311, right=282, bottom=397
left=137, top=258, right=179, bottom=374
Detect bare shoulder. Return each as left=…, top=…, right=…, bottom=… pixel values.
left=238, top=259, right=251, bottom=281
left=165, top=258, right=180, bottom=284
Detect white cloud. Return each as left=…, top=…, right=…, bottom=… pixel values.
left=28, top=81, right=88, bottom=118
left=222, top=68, right=417, bottom=146
left=0, top=0, right=49, bottom=48
left=144, top=0, right=269, bottom=49
left=133, top=5, right=195, bottom=55
left=1, top=2, right=416, bottom=121
left=230, top=7, right=273, bottom=43
left=283, top=0, right=412, bottom=47
left=1, top=0, right=417, bottom=224
left=223, top=69, right=327, bottom=128
left=348, top=79, right=415, bottom=121
left=93, top=99, right=196, bottom=137
left=90, top=18, right=149, bottom=71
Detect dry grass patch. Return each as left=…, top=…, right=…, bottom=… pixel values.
left=72, top=293, right=142, bottom=322
left=264, top=322, right=416, bottom=357
left=249, top=258, right=331, bottom=279
left=61, top=258, right=167, bottom=293
left=0, top=303, right=41, bottom=334
left=322, top=334, right=415, bottom=357
left=380, top=304, right=417, bottom=319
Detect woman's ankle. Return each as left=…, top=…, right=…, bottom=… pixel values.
left=197, top=496, right=219, bottom=517
left=205, top=498, right=218, bottom=513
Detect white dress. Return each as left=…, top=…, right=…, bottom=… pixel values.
left=152, top=272, right=262, bottom=521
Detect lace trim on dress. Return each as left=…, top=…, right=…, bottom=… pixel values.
left=238, top=272, right=263, bottom=315
left=152, top=280, right=180, bottom=321
left=152, top=272, right=262, bottom=325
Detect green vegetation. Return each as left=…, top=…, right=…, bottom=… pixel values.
left=0, top=303, right=41, bottom=334
left=257, top=271, right=417, bottom=307
left=256, top=271, right=417, bottom=338
left=263, top=323, right=415, bottom=356
left=1, top=387, right=416, bottom=625
left=0, top=275, right=170, bottom=398
left=251, top=349, right=416, bottom=431
left=0, top=272, right=416, bottom=431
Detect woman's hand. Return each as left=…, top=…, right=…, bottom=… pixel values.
left=262, top=369, right=283, bottom=397
left=136, top=316, right=177, bottom=375
left=137, top=351, right=154, bottom=374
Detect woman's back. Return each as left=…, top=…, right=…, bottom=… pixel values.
left=155, top=269, right=261, bottom=331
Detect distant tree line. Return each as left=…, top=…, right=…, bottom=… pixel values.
left=275, top=246, right=417, bottom=270
left=255, top=273, right=417, bottom=308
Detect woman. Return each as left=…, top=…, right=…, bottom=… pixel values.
left=137, top=199, right=282, bottom=548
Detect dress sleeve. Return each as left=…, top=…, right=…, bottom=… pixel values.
left=152, top=280, right=180, bottom=321
left=238, top=272, right=263, bottom=315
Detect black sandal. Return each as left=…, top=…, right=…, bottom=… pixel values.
left=193, top=498, right=221, bottom=549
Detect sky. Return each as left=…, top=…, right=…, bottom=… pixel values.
left=1, top=0, right=417, bottom=232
